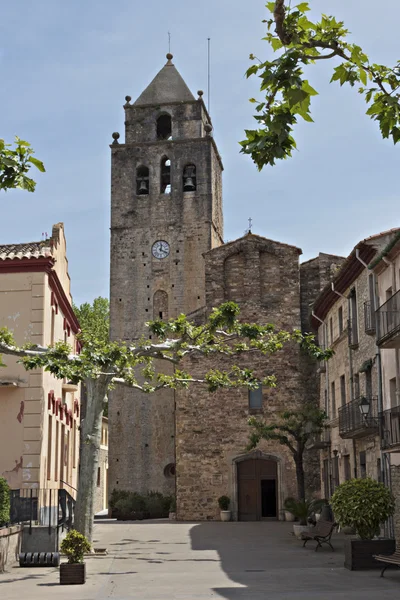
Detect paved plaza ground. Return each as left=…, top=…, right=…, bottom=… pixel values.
left=1, top=520, right=399, bottom=599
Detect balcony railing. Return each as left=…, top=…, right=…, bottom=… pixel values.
left=347, top=319, right=359, bottom=349
left=339, top=396, right=379, bottom=439
left=376, top=289, right=400, bottom=347
left=381, top=405, right=400, bottom=450
left=364, top=301, right=376, bottom=335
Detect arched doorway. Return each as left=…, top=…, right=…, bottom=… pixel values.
left=237, top=457, right=278, bottom=521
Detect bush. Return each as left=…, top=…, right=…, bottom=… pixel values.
left=283, top=498, right=327, bottom=526
left=218, top=496, right=230, bottom=511
left=169, top=497, right=176, bottom=512
left=60, top=529, right=91, bottom=563
left=0, top=477, right=10, bottom=527
left=110, top=489, right=172, bottom=520
left=331, top=478, right=395, bottom=540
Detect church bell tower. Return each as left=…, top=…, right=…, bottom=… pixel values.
left=109, top=54, right=224, bottom=495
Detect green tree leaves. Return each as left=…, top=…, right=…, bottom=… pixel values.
left=0, top=137, right=45, bottom=192
left=241, top=1, right=400, bottom=169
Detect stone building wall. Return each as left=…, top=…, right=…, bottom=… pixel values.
left=391, top=464, right=400, bottom=542
left=109, top=66, right=224, bottom=497
left=317, top=258, right=382, bottom=496
left=176, top=234, right=329, bottom=520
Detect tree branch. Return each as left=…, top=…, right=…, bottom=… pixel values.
left=274, top=0, right=292, bottom=45
left=0, top=343, right=49, bottom=358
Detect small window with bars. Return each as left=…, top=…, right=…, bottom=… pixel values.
left=248, top=386, right=263, bottom=412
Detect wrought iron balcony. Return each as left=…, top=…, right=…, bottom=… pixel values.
left=381, top=405, right=400, bottom=450
left=347, top=319, right=359, bottom=349
left=376, top=289, right=400, bottom=348
left=338, top=396, right=379, bottom=439
left=364, top=301, right=376, bottom=335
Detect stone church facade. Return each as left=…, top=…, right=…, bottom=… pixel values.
left=109, top=55, right=342, bottom=520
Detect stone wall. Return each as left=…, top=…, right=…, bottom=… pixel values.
left=391, top=464, right=400, bottom=542
left=0, top=525, right=22, bottom=573
left=176, top=235, right=328, bottom=520
left=318, top=261, right=381, bottom=495
left=109, top=91, right=223, bottom=497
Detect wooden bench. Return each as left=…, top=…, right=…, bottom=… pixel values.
left=300, top=520, right=337, bottom=551
left=373, top=549, right=400, bottom=577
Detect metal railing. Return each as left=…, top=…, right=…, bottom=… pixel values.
left=376, top=289, right=400, bottom=346
left=381, top=405, right=400, bottom=449
left=339, top=396, right=379, bottom=438
left=347, top=319, right=359, bottom=348
left=8, top=488, right=75, bottom=533
left=364, top=301, right=376, bottom=335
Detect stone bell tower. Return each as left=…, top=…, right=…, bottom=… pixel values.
left=109, top=54, right=224, bottom=495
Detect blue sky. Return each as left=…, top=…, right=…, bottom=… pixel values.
left=1, top=0, right=399, bottom=306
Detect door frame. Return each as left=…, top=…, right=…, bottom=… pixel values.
left=232, top=450, right=284, bottom=521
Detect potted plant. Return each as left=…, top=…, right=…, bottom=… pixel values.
left=218, top=495, right=231, bottom=521
left=284, top=498, right=327, bottom=538
left=169, top=497, right=176, bottom=520
left=60, top=529, right=91, bottom=585
left=331, top=478, right=396, bottom=570
left=283, top=497, right=295, bottom=522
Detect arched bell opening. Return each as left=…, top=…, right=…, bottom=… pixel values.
left=157, top=114, right=172, bottom=140
left=136, top=165, right=149, bottom=195
left=160, top=157, right=171, bottom=194
left=183, top=164, right=196, bottom=192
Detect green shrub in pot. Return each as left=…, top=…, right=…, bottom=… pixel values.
left=60, top=530, right=91, bottom=564
left=218, top=496, right=230, bottom=511
left=331, top=478, right=395, bottom=540
left=283, top=498, right=327, bottom=526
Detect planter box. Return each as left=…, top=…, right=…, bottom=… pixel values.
left=60, top=563, right=86, bottom=585
left=344, top=538, right=396, bottom=571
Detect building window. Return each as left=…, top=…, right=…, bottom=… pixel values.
left=332, top=455, right=339, bottom=492
left=47, top=416, right=52, bottom=480
left=365, top=368, right=372, bottom=397
left=160, top=157, right=171, bottom=194
left=51, top=309, right=55, bottom=345
left=249, top=386, right=263, bottom=411
left=324, top=389, right=328, bottom=416
left=377, top=458, right=382, bottom=483
left=329, top=317, right=333, bottom=343
left=354, top=373, right=360, bottom=399
left=156, top=114, right=172, bottom=140
left=331, top=381, right=336, bottom=417
left=55, top=421, right=59, bottom=481
left=183, top=164, right=196, bottom=192
left=323, top=459, right=330, bottom=498
left=97, top=467, right=101, bottom=487
left=349, top=288, right=359, bottom=345
left=153, top=290, right=168, bottom=321
left=338, top=307, right=343, bottom=335
left=340, top=374, right=346, bottom=406
left=389, top=377, right=397, bottom=407
left=136, top=165, right=149, bottom=195
left=359, top=451, right=366, bottom=478
left=73, top=420, right=77, bottom=469
left=343, top=455, right=351, bottom=481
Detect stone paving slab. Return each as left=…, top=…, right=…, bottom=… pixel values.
left=0, top=520, right=399, bottom=599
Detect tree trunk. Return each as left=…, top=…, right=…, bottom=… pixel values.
left=294, top=452, right=305, bottom=501
left=74, top=376, right=108, bottom=543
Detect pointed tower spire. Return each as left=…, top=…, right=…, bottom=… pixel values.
left=134, top=54, right=195, bottom=106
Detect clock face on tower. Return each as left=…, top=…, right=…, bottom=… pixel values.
left=152, top=240, right=170, bottom=259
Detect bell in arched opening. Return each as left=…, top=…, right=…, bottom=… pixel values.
left=136, top=165, right=149, bottom=195
left=183, top=164, right=196, bottom=192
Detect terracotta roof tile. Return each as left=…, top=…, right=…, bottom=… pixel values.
left=0, top=241, right=53, bottom=261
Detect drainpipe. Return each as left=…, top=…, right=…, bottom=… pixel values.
left=312, top=311, right=331, bottom=496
